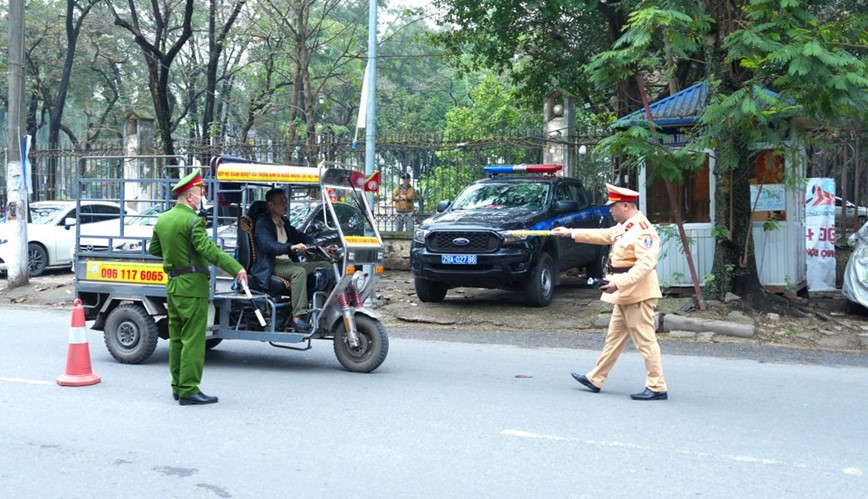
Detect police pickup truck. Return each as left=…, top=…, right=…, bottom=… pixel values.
left=410, top=164, right=612, bottom=307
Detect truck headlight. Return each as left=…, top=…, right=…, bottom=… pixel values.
left=413, top=228, right=429, bottom=244
left=501, top=232, right=528, bottom=245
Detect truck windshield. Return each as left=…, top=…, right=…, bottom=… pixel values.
left=451, top=182, right=549, bottom=210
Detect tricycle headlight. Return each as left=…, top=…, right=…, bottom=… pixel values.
left=352, top=269, right=369, bottom=290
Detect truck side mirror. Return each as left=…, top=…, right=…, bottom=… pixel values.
left=437, top=201, right=451, bottom=213
left=555, top=200, right=579, bottom=213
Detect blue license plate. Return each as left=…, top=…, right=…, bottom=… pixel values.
left=441, top=254, right=477, bottom=265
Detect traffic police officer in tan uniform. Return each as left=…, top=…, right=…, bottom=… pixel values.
left=552, top=183, right=668, bottom=400
left=149, top=169, right=248, bottom=405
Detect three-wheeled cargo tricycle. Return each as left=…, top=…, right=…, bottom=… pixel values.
left=73, top=155, right=388, bottom=372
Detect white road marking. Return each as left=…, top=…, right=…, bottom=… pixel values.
left=501, top=428, right=861, bottom=475
left=0, top=376, right=52, bottom=385
left=500, top=429, right=567, bottom=441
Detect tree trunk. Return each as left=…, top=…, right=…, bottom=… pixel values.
left=703, top=0, right=770, bottom=307
left=202, top=0, right=246, bottom=153
left=107, top=0, right=195, bottom=165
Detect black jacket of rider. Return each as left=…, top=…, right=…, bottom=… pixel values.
left=250, top=213, right=311, bottom=292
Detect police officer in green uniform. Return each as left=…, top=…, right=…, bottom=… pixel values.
left=149, top=169, right=248, bottom=406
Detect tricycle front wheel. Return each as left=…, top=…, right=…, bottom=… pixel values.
left=333, top=315, right=389, bottom=373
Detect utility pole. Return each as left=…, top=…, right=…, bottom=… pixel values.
left=5, top=0, right=29, bottom=288
left=362, top=0, right=377, bottom=287
left=364, top=0, right=377, bottom=189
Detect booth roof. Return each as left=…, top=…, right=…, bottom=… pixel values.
left=612, top=82, right=784, bottom=129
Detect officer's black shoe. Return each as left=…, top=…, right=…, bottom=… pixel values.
left=630, top=388, right=668, bottom=401
left=179, top=392, right=219, bottom=405
left=571, top=372, right=601, bottom=393
left=173, top=393, right=179, bottom=401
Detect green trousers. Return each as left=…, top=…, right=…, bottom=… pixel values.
left=273, top=260, right=329, bottom=317
left=167, top=295, right=209, bottom=397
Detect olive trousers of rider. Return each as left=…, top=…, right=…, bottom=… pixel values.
left=252, top=213, right=328, bottom=318
left=273, top=260, right=328, bottom=317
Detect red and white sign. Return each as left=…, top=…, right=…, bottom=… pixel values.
left=805, top=178, right=836, bottom=291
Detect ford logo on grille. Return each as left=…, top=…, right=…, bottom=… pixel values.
left=452, top=237, right=470, bottom=246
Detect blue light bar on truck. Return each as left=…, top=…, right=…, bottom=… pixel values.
left=483, top=164, right=563, bottom=174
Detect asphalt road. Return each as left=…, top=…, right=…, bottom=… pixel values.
left=2, top=306, right=867, bottom=498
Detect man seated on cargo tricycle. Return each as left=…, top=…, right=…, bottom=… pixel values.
left=251, top=187, right=335, bottom=331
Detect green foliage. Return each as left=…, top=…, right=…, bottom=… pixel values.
left=722, top=0, right=868, bottom=129
left=587, top=3, right=710, bottom=90
left=415, top=73, right=541, bottom=205
left=431, top=0, right=612, bottom=110
left=585, top=2, right=711, bottom=185
left=701, top=272, right=718, bottom=296
left=784, top=275, right=796, bottom=295
left=710, top=224, right=732, bottom=241
left=442, top=73, right=537, bottom=141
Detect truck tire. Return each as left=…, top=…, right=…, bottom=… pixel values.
left=587, top=245, right=610, bottom=279
left=524, top=252, right=554, bottom=307
left=104, top=303, right=159, bottom=364
left=333, top=315, right=389, bottom=373
left=415, top=278, right=447, bottom=303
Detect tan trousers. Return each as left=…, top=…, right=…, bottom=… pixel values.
left=586, top=298, right=667, bottom=392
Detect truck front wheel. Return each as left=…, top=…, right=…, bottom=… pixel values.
left=415, top=278, right=447, bottom=302
left=587, top=245, right=610, bottom=279
left=524, top=252, right=555, bottom=307
left=104, top=304, right=159, bottom=364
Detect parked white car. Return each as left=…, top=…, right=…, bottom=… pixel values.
left=77, top=205, right=165, bottom=254
left=0, top=200, right=133, bottom=276
left=835, top=196, right=868, bottom=220
left=76, top=203, right=238, bottom=256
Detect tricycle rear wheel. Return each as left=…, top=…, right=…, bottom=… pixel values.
left=333, top=315, right=389, bottom=373
left=104, top=303, right=158, bottom=364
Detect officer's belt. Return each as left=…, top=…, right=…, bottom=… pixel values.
left=168, top=265, right=210, bottom=278
left=608, top=266, right=632, bottom=274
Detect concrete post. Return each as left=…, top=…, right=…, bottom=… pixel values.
left=543, top=90, right=576, bottom=175
left=123, top=111, right=155, bottom=213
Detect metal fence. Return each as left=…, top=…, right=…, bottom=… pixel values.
left=3, top=133, right=613, bottom=230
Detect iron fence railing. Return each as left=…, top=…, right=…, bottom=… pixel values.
left=12, top=134, right=614, bottom=230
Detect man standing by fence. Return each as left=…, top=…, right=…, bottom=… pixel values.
left=392, top=173, right=415, bottom=232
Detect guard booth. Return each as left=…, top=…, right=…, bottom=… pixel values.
left=615, top=82, right=807, bottom=293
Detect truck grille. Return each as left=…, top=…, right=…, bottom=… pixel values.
left=428, top=231, right=500, bottom=253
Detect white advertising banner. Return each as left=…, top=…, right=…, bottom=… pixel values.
left=805, top=178, right=836, bottom=291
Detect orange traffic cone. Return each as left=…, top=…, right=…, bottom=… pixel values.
left=57, top=298, right=101, bottom=387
